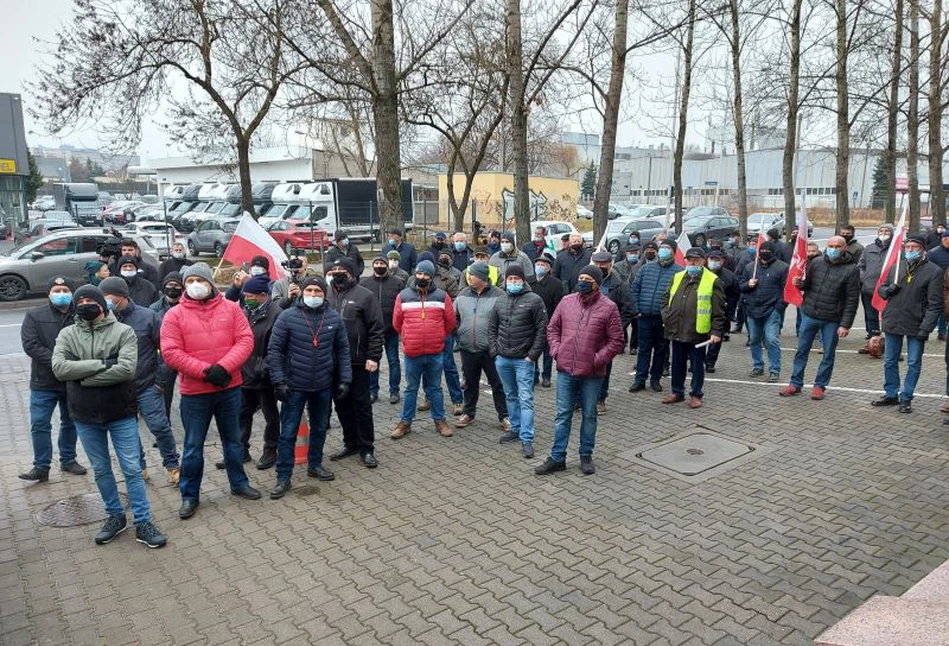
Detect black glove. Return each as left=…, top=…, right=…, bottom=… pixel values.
left=885, top=283, right=902, bottom=297
left=274, top=384, right=291, bottom=401
left=335, top=383, right=350, bottom=400
left=203, top=364, right=232, bottom=388
left=102, top=358, right=118, bottom=368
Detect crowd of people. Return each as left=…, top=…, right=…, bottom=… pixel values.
left=18, top=220, right=949, bottom=549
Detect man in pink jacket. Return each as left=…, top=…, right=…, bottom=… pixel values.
left=160, top=263, right=260, bottom=520
left=535, top=265, right=625, bottom=476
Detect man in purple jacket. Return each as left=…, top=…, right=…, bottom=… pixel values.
left=535, top=265, right=625, bottom=476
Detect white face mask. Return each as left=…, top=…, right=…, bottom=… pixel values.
left=500, top=242, right=513, bottom=253
left=120, top=270, right=137, bottom=279
left=303, top=295, right=324, bottom=308
left=249, top=266, right=265, bottom=276
left=186, top=281, right=211, bottom=300
left=172, top=251, right=185, bottom=259
left=388, top=260, right=399, bottom=270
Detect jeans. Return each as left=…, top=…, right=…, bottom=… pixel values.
left=861, top=291, right=880, bottom=336
left=401, top=354, right=445, bottom=422
left=790, top=313, right=840, bottom=389
left=598, top=361, right=613, bottom=402
left=276, top=388, right=332, bottom=481
left=634, top=316, right=667, bottom=384
left=495, top=356, right=536, bottom=441
left=75, top=416, right=150, bottom=524
left=533, top=341, right=554, bottom=382
left=369, top=331, right=401, bottom=395
left=460, top=349, right=508, bottom=420
left=671, top=340, right=707, bottom=398
left=550, top=372, right=602, bottom=461
left=240, top=388, right=280, bottom=455
left=179, top=387, right=249, bottom=501
left=335, top=366, right=375, bottom=453
left=746, top=309, right=783, bottom=373
left=884, top=334, right=925, bottom=401
left=28, top=389, right=78, bottom=471
left=137, top=385, right=180, bottom=469
left=157, top=364, right=177, bottom=419
left=442, top=335, right=464, bottom=405
left=939, top=313, right=947, bottom=337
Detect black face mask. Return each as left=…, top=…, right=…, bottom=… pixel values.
left=841, top=234, right=853, bottom=242
left=416, top=278, right=431, bottom=290
left=332, top=273, right=353, bottom=289
left=759, top=251, right=774, bottom=262
left=433, top=242, right=444, bottom=249
left=570, top=243, right=583, bottom=252
left=373, top=266, right=387, bottom=276
left=164, top=287, right=183, bottom=299
left=644, top=252, right=657, bottom=261
left=76, top=303, right=101, bottom=321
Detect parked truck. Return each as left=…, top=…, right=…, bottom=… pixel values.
left=53, top=183, right=101, bottom=226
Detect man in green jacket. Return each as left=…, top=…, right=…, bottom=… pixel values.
left=51, top=285, right=167, bottom=549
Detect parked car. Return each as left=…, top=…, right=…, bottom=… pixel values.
left=608, top=203, right=631, bottom=220
left=118, top=222, right=185, bottom=258
left=0, top=228, right=158, bottom=301
left=629, top=205, right=669, bottom=220
left=683, top=215, right=741, bottom=246
left=129, top=205, right=168, bottom=222
left=584, top=217, right=669, bottom=253
left=266, top=220, right=330, bottom=256
left=746, top=212, right=784, bottom=236
left=102, top=200, right=146, bottom=225
left=684, top=206, right=730, bottom=222
left=32, top=196, right=56, bottom=212
left=187, top=218, right=239, bottom=256
left=531, top=220, right=580, bottom=240
left=576, top=205, right=593, bottom=220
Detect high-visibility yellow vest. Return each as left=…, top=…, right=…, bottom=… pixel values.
left=669, top=268, right=717, bottom=334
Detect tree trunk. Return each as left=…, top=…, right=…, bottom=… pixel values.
left=834, top=0, right=850, bottom=231
left=782, top=0, right=803, bottom=231
left=593, top=0, right=629, bottom=246
left=674, top=0, right=697, bottom=235
left=885, top=0, right=904, bottom=224
left=506, top=0, right=531, bottom=244
left=236, top=137, right=255, bottom=217
left=929, top=0, right=945, bottom=225
left=729, top=0, right=748, bottom=239
left=908, top=0, right=920, bottom=230
left=371, top=0, right=403, bottom=238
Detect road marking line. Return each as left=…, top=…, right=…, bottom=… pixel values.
left=0, top=324, right=21, bottom=328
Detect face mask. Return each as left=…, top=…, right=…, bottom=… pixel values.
left=535, top=264, right=548, bottom=278
left=658, top=248, right=672, bottom=261
left=878, top=233, right=891, bottom=242
left=825, top=248, right=842, bottom=261
left=759, top=251, right=774, bottom=262
left=121, top=270, right=137, bottom=279
left=389, top=260, right=400, bottom=270
left=432, top=242, right=444, bottom=249
left=104, top=298, right=117, bottom=311
left=340, top=239, right=350, bottom=248
left=904, top=250, right=922, bottom=262
left=644, top=252, right=657, bottom=261
left=249, top=266, right=265, bottom=276
left=533, top=235, right=544, bottom=243
left=570, top=243, right=583, bottom=252
left=186, top=282, right=211, bottom=300
left=416, top=277, right=431, bottom=290
left=685, top=265, right=703, bottom=277
left=724, top=240, right=734, bottom=249
left=500, top=242, right=513, bottom=253
left=841, top=234, right=853, bottom=242
left=506, top=281, right=524, bottom=294
left=303, top=295, right=324, bottom=308
left=50, top=293, right=72, bottom=308
left=628, top=237, right=640, bottom=245
left=454, top=241, right=465, bottom=252
left=388, top=238, right=397, bottom=247
left=626, top=254, right=639, bottom=264
left=747, top=244, right=756, bottom=253
left=331, top=273, right=352, bottom=289
left=76, top=303, right=101, bottom=321
left=373, top=265, right=387, bottom=276
left=244, top=296, right=263, bottom=309
left=708, top=260, right=722, bottom=271
left=172, top=251, right=185, bottom=260
left=576, top=281, right=594, bottom=295
left=164, top=286, right=182, bottom=299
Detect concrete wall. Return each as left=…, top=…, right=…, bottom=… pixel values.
left=438, top=173, right=579, bottom=227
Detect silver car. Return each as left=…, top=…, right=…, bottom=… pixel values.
left=0, top=228, right=158, bottom=301
left=188, top=218, right=238, bottom=256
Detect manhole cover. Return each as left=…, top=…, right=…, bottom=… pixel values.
left=36, top=493, right=129, bottom=527
left=622, top=427, right=772, bottom=482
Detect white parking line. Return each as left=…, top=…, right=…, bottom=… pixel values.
left=0, top=324, right=21, bottom=328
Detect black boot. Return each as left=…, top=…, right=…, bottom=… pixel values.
left=18, top=467, right=50, bottom=482
left=270, top=479, right=291, bottom=500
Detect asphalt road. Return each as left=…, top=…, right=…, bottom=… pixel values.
left=0, top=308, right=25, bottom=356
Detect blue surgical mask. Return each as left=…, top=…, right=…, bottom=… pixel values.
left=825, top=247, right=842, bottom=261
left=303, top=296, right=324, bottom=308
left=105, top=299, right=116, bottom=311
left=747, top=244, right=756, bottom=253
left=626, top=254, right=639, bottom=264
left=628, top=237, right=640, bottom=245
left=904, top=250, right=922, bottom=262
left=454, top=241, right=465, bottom=252
left=658, top=248, right=673, bottom=261
left=388, top=238, right=397, bottom=247
left=506, top=281, right=524, bottom=294
left=534, top=264, right=548, bottom=278
left=685, top=265, right=703, bottom=277
left=724, top=239, right=734, bottom=249
left=50, top=293, right=72, bottom=308
left=708, top=260, right=723, bottom=271
left=576, top=281, right=594, bottom=295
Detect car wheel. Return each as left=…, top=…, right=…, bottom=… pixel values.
left=188, top=240, right=198, bottom=256
left=608, top=239, right=620, bottom=255
left=284, top=241, right=294, bottom=256
left=213, top=242, right=224, bottom=257
left=0, top=275, right=28, bottom=301
left=694, top=233, right=706, bottom=247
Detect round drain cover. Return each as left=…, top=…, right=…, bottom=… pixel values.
left=686, top=448, right=705, bottom=456
left=36, top=493, right=129, bottom=527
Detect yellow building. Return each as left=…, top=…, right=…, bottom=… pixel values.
left=437, top=172, right=579, bottom=227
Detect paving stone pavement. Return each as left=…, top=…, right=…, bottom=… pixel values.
left=2, top=318, right=949, bottom=645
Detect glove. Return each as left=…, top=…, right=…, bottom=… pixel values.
left=274, top=384, right=291, bottom=402
left=102, top=358, right=118, bottom=368
left=335, top=383, right=350, bottom=400
left=885, top=283, right=902, bottom=297
left=203, top=364, right=232, bottom=388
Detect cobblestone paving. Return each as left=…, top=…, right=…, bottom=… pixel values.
left=2, top=321, right=949, bottom=645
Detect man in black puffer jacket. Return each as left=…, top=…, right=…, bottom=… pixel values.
left=326, top=257, right=385, bottom=468
left=780, top=236, right=860, bottom=400
left=488, top=263, right=548, bottom=458
left=871, top=235, right=945, bottom=413
left=360, top=255, right=406, bottom=405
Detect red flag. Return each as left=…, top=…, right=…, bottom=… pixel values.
left=222, top=212, right=289, bottom=279
left=871, top=205, right=907, bottom=313
left=673, top=228, right=691, bottom=265
left=783, top=196, right=809, bottom=306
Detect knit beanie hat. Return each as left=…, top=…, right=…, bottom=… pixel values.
left=578, top=265, right=603, bottom=284
left=47, top=275, right=76, bottom=293
left=162, top=271, right=183, bottom=288
left=242, top=275, right=271, bottom=295
left=181, top=262, right=214, bottom=284
left=416, top=260, right=435, bottom=277
left=116, top=254, right=139, bottom=268
left=99, top=276, right=130, bottom=298
left=505, top=263, right=526, bottom=280
left=73, top=285, right=107, bottom=312
left=659, top=239, right=677, bottom=253
left=469, top=261, right=490, bottom=281
left=300, top=276, right=328, bottom=294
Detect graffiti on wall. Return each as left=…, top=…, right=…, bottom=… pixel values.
left=494, top=188, right=577, bottom=223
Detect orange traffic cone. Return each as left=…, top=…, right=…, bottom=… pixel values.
left=294, top=412, right=310, bottom=465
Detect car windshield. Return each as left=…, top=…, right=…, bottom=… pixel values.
left=685, top=207, right=715, bottom=219
left=748, top=214, right=777, bottom=225
left=223, top=221, right=240, bottom=233
left=627, top=207, right=655, bottom=218
left=219, top=203, right=241, bottom=217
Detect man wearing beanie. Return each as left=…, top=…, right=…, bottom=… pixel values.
left=116, top=254, right=158, bottom=307
left=453, top=261, right=510, bottom=431
left=225, top=255, right=272, bottom=304
left=614, top=242, right=643, bottom=355
left=536, top=264, right=624, bottom=476
left=553, top=233, right=592, bottom=292
left=703, top=249, right=741, bottom=374
left=115, top=238, right=159, bottom=284
left=100, top=277, right=181, bottom=485
left=151, top=271, right=185, bottom=417
left=489, top=232, right=535, bottom=283
left=464, top=249, right=499, bottom=287
left=385, top=250, right=409, bottom=283
left=489, top=262, right=548, bottom=458
left=590, top=251, right=633, bottom=414
left=161, top=262, right=260, bottom=519
left=661, top=247, right=727, bottom=409
left=383, top=228, right=418, bottom=272
left=629, top=238, right=683, bottom=393
left=391, top=259, right=457, bottom=439
left=52, top=285, right=166, bottom=548
left=360, top=255, right=407, bottom=405
left=857, top=223, right=895, bottom=343
left=323, top=229, right=365, bottom=277
left=531, top=252, right=564, bottom=387
left=737, top=242, right=788, bottom=381
left=19, top=276, right=86, bottom=482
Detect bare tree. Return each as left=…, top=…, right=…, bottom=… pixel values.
left=835, top=0, right=852, bottom=229
left=907, top=0, right=921, bottom=230
left=782, top=0, right=805, bottom=228
left=674, top=0, right=698, bottom=234
left=928, top=0, right=945, bottom=225
left=885, top=0, right=904, bottom=223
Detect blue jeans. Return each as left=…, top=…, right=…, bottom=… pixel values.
left=747, top=309, right=783, bottom=373
left=75, top=416, right=150, bottom=524
left=137, top=385, right=180, bottom=469
left=495, top=356, right=536, bottom=441
left=671, top=340, right=707, bottom=398
left=790, top=313, right=840, bottom=389
left=442, top=335, right=463, bottom=404
left=276, top=388, right=331, bottom=481
left=533, top=341, right=554, bottom=382
left=598, top=361, right=613, bottom=402
left=29, top=389, right=78, bottom=471
left=179, top=387, right=248, bottom=501
left=939, top=314, right=947, bottom=337
left=401, top=354, right=445, bottom=422
left=861, top=291, right=880, bottom=336
left=550, top=372, right=602, bottom=461
left=884, top=334, right=925, bottom=401
left=369, top=332, right=401, bottom=395
left=635, top=316, right=667, bottom=384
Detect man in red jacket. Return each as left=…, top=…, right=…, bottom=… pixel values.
left=391, top=260, right=457, bottom=439
left=535, top=265, right=624, bottom=476
left=160, top=262, right=260, bottom=520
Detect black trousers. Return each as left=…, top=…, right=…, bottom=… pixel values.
left=158, top=364, right=177, bottom=419
left=460, top=350, right=508, bottom=421
left=335, top=366, right=375, bottom=453
left=240, top=387, right=280, bottom=454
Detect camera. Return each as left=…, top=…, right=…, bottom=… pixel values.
left=282, top=258, right=304, bottom=285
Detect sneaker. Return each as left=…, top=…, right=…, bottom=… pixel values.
left=899, top=400, right=913, bottom=414
left=871, top=396, right=899, bottom=407
left=596, top=400, right=606, bottom=415
left=628, top=382, right=646, bottom=393
left=18, top=467, right=49, bottom=482
left=391, top=421, right=411, bottom=439
left=418, top=398, right=431, bottom=412
left=307, top=465, right=335, bottom=480
left=579, top=456, right=595, bottom=475
left=650, top=380, right=663, bottom=392
left=452, top=403, right=464, bottom=416
left=500, top=417, right=512, bottom=432
left=535, top=457, right=566, bottom=475
left=61, top=461, right=88, bottom=476
left=749, top=368, right=764, bottom=377
left=499, top=431, right=519, bottom=444
left=167, top=467, right=180, bottom=486
left=135, top=520, right=167, bottom=549
left=435, top=420, right=452, bottom=437
left=810, top=386, right=825, bottom=400
left=94, top=514, right=127, bottom=545
left=767, top=372, right=779, bottom=383
left=389, top=392, right=400, bottom=405
left=779, top=385, right=801, bottom=397
left=455, top=414, right=474, bottom=428
left=521, top=441, right=534, bottom=459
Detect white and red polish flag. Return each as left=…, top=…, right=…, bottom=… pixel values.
left=783, top=193, right=809, bottom=307
left=673, top=228, right=692, bottom=265
left=222, top=212, right=289, bottom=280
left=871, top=202, right=907, bottom=313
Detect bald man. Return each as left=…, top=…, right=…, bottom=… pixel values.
left=779, top=235, right=860, bottom=401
